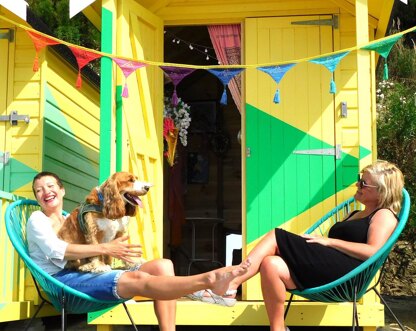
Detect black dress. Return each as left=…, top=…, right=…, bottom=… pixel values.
left=275, top=209, right=385, bottom=290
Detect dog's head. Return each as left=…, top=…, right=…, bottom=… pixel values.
left=99, top=172, right=152, bottom=219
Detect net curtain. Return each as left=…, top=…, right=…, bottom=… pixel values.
left=208, top=24, right=242, bottom=113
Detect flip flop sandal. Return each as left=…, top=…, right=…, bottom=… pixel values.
left=186, top=289, right=236, bottom=307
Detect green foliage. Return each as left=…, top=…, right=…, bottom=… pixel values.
left=27, top=0, right=100, bottom=50
left=376, top=48, right=416, bottom=237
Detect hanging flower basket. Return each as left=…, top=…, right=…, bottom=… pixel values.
left=163, top=97, right=191, bottom=166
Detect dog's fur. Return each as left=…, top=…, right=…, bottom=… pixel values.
left=57, top=172, right=151, bottom=273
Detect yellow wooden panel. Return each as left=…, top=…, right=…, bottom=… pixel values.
left=13, top=82, right=40, bottom=99
left=118, top=0, right=164, bottom=260
left=90, top=299, right=384, bottom=328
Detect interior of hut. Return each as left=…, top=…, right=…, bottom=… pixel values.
left=163, top=25, right=243, bottom=276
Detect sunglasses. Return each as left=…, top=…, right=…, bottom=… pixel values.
left=357, top=175, right=377, bottom=189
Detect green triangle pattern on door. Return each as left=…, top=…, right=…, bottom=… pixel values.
left=246, top=103, right=360, bottom=242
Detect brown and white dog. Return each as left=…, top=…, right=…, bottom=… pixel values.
left=58, top=172, right=151, bottom=273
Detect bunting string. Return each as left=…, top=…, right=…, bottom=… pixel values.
left=1, top=14, right=416, bottom=103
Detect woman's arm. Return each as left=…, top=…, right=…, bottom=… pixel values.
left=64, top=235, right=143, bottom=264
left=302, top=209, right=397, bottom=260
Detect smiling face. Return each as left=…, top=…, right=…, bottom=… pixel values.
left=33, top=175, right=66, bottom=215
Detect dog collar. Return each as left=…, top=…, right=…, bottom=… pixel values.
left=96, top=186, right=104, bottom=203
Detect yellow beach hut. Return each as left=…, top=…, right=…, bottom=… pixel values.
left=0, top=0, right=408, bottom=330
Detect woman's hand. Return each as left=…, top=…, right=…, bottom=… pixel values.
left=102, top=235, right=143, bottom=263
left=301, top=234, right=331, bottom=247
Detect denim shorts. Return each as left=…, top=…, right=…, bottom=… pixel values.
left=53, top=269, right=129, bottom=300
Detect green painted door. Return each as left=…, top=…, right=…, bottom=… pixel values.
left=245, top=16, right=338, bottom=247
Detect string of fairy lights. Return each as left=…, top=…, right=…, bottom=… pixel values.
left=164, top=29, right=220, bottom=64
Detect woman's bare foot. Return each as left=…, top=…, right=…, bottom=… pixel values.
left=207, top=259, right=251, bottom=295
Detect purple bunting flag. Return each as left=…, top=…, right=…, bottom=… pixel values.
left=161, top=66, right=195, bottom=106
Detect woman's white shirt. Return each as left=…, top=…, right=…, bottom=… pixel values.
left=27, top=210, right=68, bottom=275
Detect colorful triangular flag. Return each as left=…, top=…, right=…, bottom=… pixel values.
left=69, top=46, right=102, bottom=88
left=26, top=30, right=60, bottom=71
left=112, top=58, right=147, bottom=98
left=257, top=63, right=296, bottom=103
left=161, top=66, right=195, bottom=106
left=207, top=68, right=244, bottom=105
left=309, top=51, right=350, bottom=94
left=361, top=34, right=402, bottom=80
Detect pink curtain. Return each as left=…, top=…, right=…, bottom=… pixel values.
left=208, top=25, right=242, bottom=113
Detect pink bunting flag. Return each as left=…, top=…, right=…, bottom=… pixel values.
left=69, top=46, right=102, bottom=88
left=26, top=31, right=60, bottom=72
left=112, top=58, right=147, bottom=97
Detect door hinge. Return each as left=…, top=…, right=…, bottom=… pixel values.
left=293, top=144, right=342, bottom=160
left=0, top=111, right=30, bottom=126
left=1, top=152, right=10, bottom=165
left=0, top=29, right=15, bottom=42
left=291, top=15, right=338, bottom=29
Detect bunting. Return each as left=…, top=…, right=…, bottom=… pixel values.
left=258, top=64, right=296, bottom=103
left=161, top=66, right=195, bottom=106
left=207, top=68, right=244, bottom=105
left=1, top=14, right=415, bottom=105
left=69, top=46, right=102, bottom=88
left=113, top=58, right=147, bottom=97
left=26, top=30, right=60, bottom=71
left=309, top=51, right=350, bottom=94
left=361, top=34, right=402, bottom=80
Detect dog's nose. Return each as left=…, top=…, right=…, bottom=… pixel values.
left=144, top=186, right=150, bottom=191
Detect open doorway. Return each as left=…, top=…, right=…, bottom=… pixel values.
left=163, top=25, right=242, bottom=275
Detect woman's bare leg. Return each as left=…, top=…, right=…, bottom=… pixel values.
left=117, top=259, right=251, bottom=301
left=227, top=230, right=279, bottom=292
left=139, top=259, right=176, bottom=331
left=260, top=256, right=296, bottom=331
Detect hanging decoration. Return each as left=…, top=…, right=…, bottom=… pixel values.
left=207, top=68, right=244, bottom=105
left=309, top=51, right=350, bottom=94
left=361, top=34, right=402, bottom=80
left=160, top=66, right=195, bottom=106
left=257, top=63, right=297, bottom=103
left=26, top=30, right=60, bottom=71
left=1, top=14, right=416, bottom=103
left=112, top=58, right=147, bottom=98
left=163, top=97, right=192, bottom=166
left=68, top=46, right=102, bottom=88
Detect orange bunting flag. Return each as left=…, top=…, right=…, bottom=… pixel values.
left=69, top=46, right=102, bottom=88
left=26, top=31, right=60, bottom=72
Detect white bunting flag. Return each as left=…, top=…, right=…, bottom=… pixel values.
left=69, top=0, right=97, bottom=18
left=0, top=0, right=28, bottom=21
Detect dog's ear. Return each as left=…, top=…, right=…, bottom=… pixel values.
left=101, top=177, right=126, bottom=219
left=125, top=203, right=137, bottom=217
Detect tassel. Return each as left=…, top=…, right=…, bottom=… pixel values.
left=383, top=62, right=389, bottom=80
left=33, top=54, right=39, bottom=72
left=329, top=79, right=336, bottom=94
left=122, top=83, right=129, bottom=98
left=76, top=71, right=82, bottom=89
left=172, top=89, right=178, bottom=106
left=273, top=89, right=280, bottom=104
left=220, top=86, right=227, bottom=105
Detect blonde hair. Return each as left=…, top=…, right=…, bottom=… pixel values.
left=361, top=160, right=404, bottom=214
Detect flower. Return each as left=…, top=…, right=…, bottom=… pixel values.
left=163, top=97, right=191, bottom=146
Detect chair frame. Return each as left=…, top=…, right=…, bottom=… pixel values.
left=5, top=199, right=139, bottom=331
left=284, top=189, right=410, bottom=331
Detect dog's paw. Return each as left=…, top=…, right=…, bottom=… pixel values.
left=90, top=264, right=112, bottom=273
